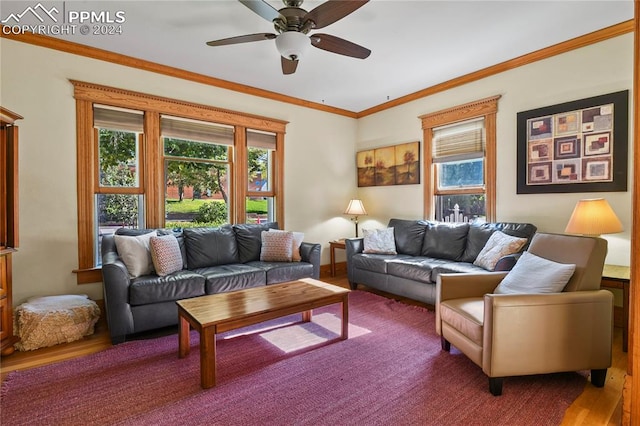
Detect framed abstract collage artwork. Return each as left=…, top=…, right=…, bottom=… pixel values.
left=357, top=141, right=420, bottom=187
left=516, top=90, right=628, bottom=194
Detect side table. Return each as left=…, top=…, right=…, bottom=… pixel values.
left=601, top=264, right=630, bottom=352
left=329, top=239, right=346, bottom=277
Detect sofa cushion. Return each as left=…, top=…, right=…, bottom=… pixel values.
left=386, top=257, right=443, bottom=284
left=431, top=262, right=488, bottom=284
left=194, top=264, right=265, bottom=294
left=184, top=225, right=239, bottom=268
left=494, top=251, right=576, bottom=294
left=363, top=228, right=397, bottom=254
left=233, top=222, right=279, bottom=263
left=260, top=230, right=294, bottom=262
left=352, top=253, right=411, bottom=274
left=247, top=261, right=315, bottom=284
left=473, top=231, right=528, bottom=271
left=150, top=235, right=183, bottom=276
left=421, top=222, right=469, bottom=261
left=114, top=231, right=157, bottom=278
left=129, top=271, right=206, bottom=306
left=388, top=219, right=427, bottom=256
left=440, top=298, right=484, bottom=346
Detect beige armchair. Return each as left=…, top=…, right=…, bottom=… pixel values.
left=436, top=232, right=612, bottom=396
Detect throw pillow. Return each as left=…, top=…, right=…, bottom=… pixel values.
left=114, top=231, right=156, bottom=278
left=260, top=230, right=294, bottom=262
left=363, top=228, right=397, bottom=255
left=494, top=251, right=576, bottom=294
left=473, top=231, right=527, bottom=271
left=150, top=235, right=183, bottom=276
left=269, top=229, right=304, bottom=262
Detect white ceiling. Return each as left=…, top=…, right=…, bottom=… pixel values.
left=2, top=1, right=634, bottom=112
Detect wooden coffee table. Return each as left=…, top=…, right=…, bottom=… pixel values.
left=176, top=278, right=350, bottom=389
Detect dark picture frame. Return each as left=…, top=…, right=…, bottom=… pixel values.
left=517, top=90, right=628, bottom=194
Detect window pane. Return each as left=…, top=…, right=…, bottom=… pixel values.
left=95, top=193, right=143, bottom=265
left=164, top=138, right=228, bottom=161
left=438, top=158, right=484, bottom=189
left=246, top=197, right=274, bottom=224
left=435, top=194, right=486, bottom=223
left=165, top=159, right=230, bottom=228
left=98, top=129, right=139, bottom=187
left=248, top=146, right=271, bottom=192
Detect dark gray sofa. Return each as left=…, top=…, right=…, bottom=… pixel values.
left=346, top=219, right=537, bottom=305
left=101, top=223, right=321, bottom=344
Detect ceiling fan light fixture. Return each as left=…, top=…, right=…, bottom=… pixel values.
left=275, top=31, right=310, bottom=60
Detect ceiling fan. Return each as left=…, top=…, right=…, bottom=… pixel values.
left=206, top=0, right=371, bottom=75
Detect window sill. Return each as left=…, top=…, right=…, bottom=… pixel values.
left=73, top=267, right=103, bottom=285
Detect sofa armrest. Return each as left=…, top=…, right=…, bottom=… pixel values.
left=300, top=242, right=321, bottom=279
left=482, top=290, right=613, bottom=377
left=101, top=235, right=135, bottom=343
left=437, top=272, right=507, bottom=303
left=435, top=272, right=507, bottom=335
left=345, top=237, right=364, bottom=285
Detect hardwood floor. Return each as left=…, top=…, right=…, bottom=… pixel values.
left=0, top=274, right=626, bottom=424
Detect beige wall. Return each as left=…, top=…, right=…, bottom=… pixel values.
left=0, top=38, right=359, bottom=304
left=0, top=32, right=634, bottom=305
left=355, top=34, right=634, bottom=267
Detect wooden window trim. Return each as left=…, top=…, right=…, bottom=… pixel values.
left=73, top=81, right=287, bottom=284
left=419, top=95, right=500, bottom=221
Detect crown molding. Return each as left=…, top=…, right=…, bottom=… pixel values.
left=1, top=20, right=634, bottom=119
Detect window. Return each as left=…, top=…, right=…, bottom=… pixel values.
left=73, top=80, right=287, bottom=283
left=94, top=106, right=145, bottom=265
left=162, top=116, right=234, bottom=228
left=246, top=130, right=277, bottom=224
left=420, top=96, right=500, bottom=223
left=432, top=118, right=486, bottom=222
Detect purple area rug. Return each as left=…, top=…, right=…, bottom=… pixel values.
left=1, top=290, right=586, bottom=425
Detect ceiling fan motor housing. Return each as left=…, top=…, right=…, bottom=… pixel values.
left=275, top=31, right=311, bottom=60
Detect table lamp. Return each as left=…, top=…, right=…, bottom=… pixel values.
left=344, top=199, right=367, bottom=237
left=564, top=198, right=623, bottom=237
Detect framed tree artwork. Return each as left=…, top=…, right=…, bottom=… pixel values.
left=357, top=141, right=420, bottom=187
left=516, top=90, right=628, bottom=194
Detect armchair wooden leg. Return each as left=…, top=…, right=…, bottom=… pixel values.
left=489, top=377, right=503, bottom=396
left=591, top=369, right=607, bottom=387
left=441, top=336, right=450, bottom=352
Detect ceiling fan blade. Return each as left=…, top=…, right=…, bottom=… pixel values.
left=206, top=33, right=276, bottom=47
left=281, top=56, right=298, bottom=75
left=239, top=0, right=283, bottom=23
left=311, top=33, right=371, bottom=59
left=305, top=0, right=369, bottom=29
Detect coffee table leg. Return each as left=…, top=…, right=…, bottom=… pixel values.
left=341, top=294, right=349, bottom=340
left=302, top=310, right=312, bottom=322
left=200, top=328, right=216, bottom=389
left=178, top=314, right=190, bottom=358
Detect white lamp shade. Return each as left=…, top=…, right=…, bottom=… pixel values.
left=344, top=199, right=367, bottom=216
left=564, top=198, right=623, bottom=236
left=275, top=31, right=310, bottom=60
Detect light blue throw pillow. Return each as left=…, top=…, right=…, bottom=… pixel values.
left=494, top=251, right=576, bottom=294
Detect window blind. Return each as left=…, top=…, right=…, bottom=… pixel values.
left=432, top=118, right=485, bottom=163
left=247, top=129, right=276, bottom=150
left=161, top=116, right=234, bottom=146
left=93, top=105, right=144, bottom=133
